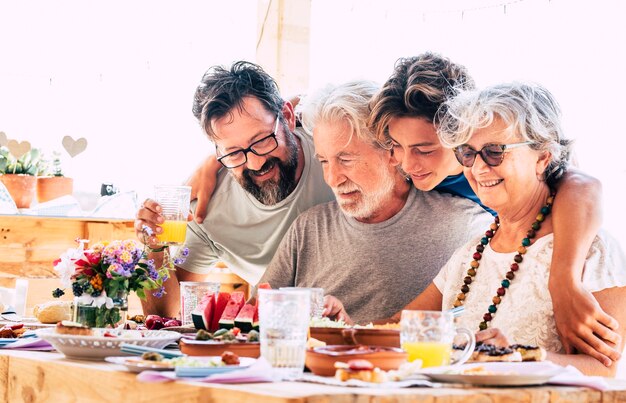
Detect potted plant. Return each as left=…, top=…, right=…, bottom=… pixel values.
left=36, top=151, right=74, bottom=203
left=0, top=146, right=42, bottom=208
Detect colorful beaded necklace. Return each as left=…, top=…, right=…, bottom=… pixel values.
left=452, top=191, right=555, bottom=332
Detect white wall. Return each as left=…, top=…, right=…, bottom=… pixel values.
left=309, top=0, right=626, bottom=248
left=0, top=0, right=257, bottom=204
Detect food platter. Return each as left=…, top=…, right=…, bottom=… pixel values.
left=179, top=338, right=260, bottom=358
left=105, top=355, right=256, bottom=376
left=309, top=327, right=400, bottom=348
left=420, top=362, right=562, bottom=386
left=305, top=345, right=407, bottom=376
left=36, top=328, right=181, bottom=361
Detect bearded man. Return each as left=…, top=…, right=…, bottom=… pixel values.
left=259, top=81, right=491, bottom=324
left=135, top=62, right=333, bottom=317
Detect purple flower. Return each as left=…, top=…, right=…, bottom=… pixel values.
left=152, top=286, right=166, bottom=298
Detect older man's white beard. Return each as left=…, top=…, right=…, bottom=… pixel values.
left=333, top=169, right=396, bottom=220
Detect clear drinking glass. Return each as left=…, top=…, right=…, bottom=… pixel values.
left=154, top=185, right=191, bottom=246
left=400, top=310, right=475, bottom=368
left=258, top=289, right=310, bottom=380
left=179, top=281, right=221, bottom=326
left=279, top=287, right=324, bottom=319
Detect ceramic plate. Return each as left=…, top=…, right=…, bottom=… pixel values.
left=421, top=362, right=562, bottom=386
left=36, top=328, right=181, bottom=361
left=105, top=356, right=175, bottom=373
left=175, top=357, right=256, bottom=377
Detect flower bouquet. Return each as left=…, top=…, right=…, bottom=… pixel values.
left=53, top=239, right=188, bottom=328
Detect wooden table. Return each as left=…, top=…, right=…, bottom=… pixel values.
left=1, top=350, right=626, bottom=402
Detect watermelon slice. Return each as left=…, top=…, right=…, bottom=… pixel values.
left=210, top=292, right=231, bottom=332
left=218, top=291, right=245, bottom=329
left=234, top=303, right=256, bottom=333
left=252, top=304, right=260, bottom=331
left=191, top=291, right=216, bottom=330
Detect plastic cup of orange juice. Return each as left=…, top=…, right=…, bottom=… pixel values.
left=154, top=185, right=191, bottom=246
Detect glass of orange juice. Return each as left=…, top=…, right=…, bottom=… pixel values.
left=154, top=185, right=191, bottom=246
left=400, top=310, right=475, bottom=368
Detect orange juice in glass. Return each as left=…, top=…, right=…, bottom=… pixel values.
left=154, top=185, right=191, bottom=246
left=400, top=310, right=475, bottom=368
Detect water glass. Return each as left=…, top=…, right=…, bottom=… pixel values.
left=279, top=287, right=324, bottom=319
left=400, top=310, right=475, bottom=368
left=179, top=281, right=221, bottom=326
left=258, top=289, right=310, bottom=380
left=154, top=185, right=191, bottom=245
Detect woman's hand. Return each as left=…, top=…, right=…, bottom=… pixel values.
left=134, top=199, right=164, bottom=249
left=323, top=295, right=353, bottom=325
left=551, top=283, right=621, bottom=367
left=186, top=155, right=222, bottom=224
left=476, top=328, right=511, bottom=348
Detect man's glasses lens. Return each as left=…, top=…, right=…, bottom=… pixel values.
left=217, top=134, right=279, bottom=168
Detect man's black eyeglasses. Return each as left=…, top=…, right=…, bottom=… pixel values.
left=453, top=141, right=533, bottom=168
left=216, top=116, right=280, bottom=168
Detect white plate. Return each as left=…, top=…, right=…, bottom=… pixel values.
left=105, top=356, right=175, bottom=373
left=36, top=328, right=181, bottom=361
left=421, top=362, right=562, bottom=386
left=175, top=356, right=256, bottom=377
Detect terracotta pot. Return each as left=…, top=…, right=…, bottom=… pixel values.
left=36, top=176, right=74, bottom=203
left=0, top=174, right=37, bottom=208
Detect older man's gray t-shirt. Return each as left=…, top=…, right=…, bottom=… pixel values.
left=261, top=188, right=492, bottom=324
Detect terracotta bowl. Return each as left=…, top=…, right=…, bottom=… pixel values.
left=309, top=327, right=400, bottom=348
left=305, top=345, right=408, bottom=376
left=179, top=339, right=260, bottom=358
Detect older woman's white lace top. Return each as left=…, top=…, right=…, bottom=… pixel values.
left=434, top=230, right=626, bottom=353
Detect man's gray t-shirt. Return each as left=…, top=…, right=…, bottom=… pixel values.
left=178, top=128, right=335, bottom=285
left=261, top=188, right=492, bottom=324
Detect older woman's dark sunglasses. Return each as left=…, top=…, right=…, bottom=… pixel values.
left=453, top=141, right=533, bottom=167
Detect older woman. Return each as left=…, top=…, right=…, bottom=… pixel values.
left=400, top=82, right=626, bottom=376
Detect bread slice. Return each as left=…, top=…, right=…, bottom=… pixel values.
left=55, top=320, right=93, bottom=336
left=511, top=344, right=547, bottom=362
left=467, top=344, right=522, bottom=363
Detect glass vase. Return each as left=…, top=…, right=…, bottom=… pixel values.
left=73, top=291, right=128, bottom=328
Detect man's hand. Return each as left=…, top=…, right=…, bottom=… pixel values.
left=186, top=155, right=221, bottom=224
left=323, top=295, right=353, bottom=325
left=134, top=199, right=164, bottom=249
left=476, top=328, right=511, bottom=348
left=551, top=283, right=621, bottom=367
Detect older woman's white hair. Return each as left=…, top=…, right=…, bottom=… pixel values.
left=437, top=82, right=573, bottom=186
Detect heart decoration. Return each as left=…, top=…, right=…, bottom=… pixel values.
left=6, top=140, right=32, bottom=159
left=0, top=132, right=7, bottom=147
left=62, top=136, right=88, bottom=158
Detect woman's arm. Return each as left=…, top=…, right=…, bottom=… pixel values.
left=550, top=169, right=621, bottom=366
left=185, top=154, right=222, bottom=224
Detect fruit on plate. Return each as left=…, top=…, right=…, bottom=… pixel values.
left=234, top=304, right=256, bottom=333
left=191, top=285, right=273, bottom=332
left=218, top=291, right=245, bottom=329
left=144, top=315, right=181, bottom=330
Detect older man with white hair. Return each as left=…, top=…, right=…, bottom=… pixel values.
left=259, top=81, right=491, bottom=324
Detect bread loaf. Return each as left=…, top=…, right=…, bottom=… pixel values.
left=34, top=301, right=73, bottom=324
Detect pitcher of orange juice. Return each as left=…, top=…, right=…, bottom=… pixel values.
left=154, top=185, right=191, bottom=245
left=400, top=310, right=475, bottom=368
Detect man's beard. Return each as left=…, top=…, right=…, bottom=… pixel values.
left=236, top=135, right=299, bottom=205
left=333, top=165, right=396, bottom=220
